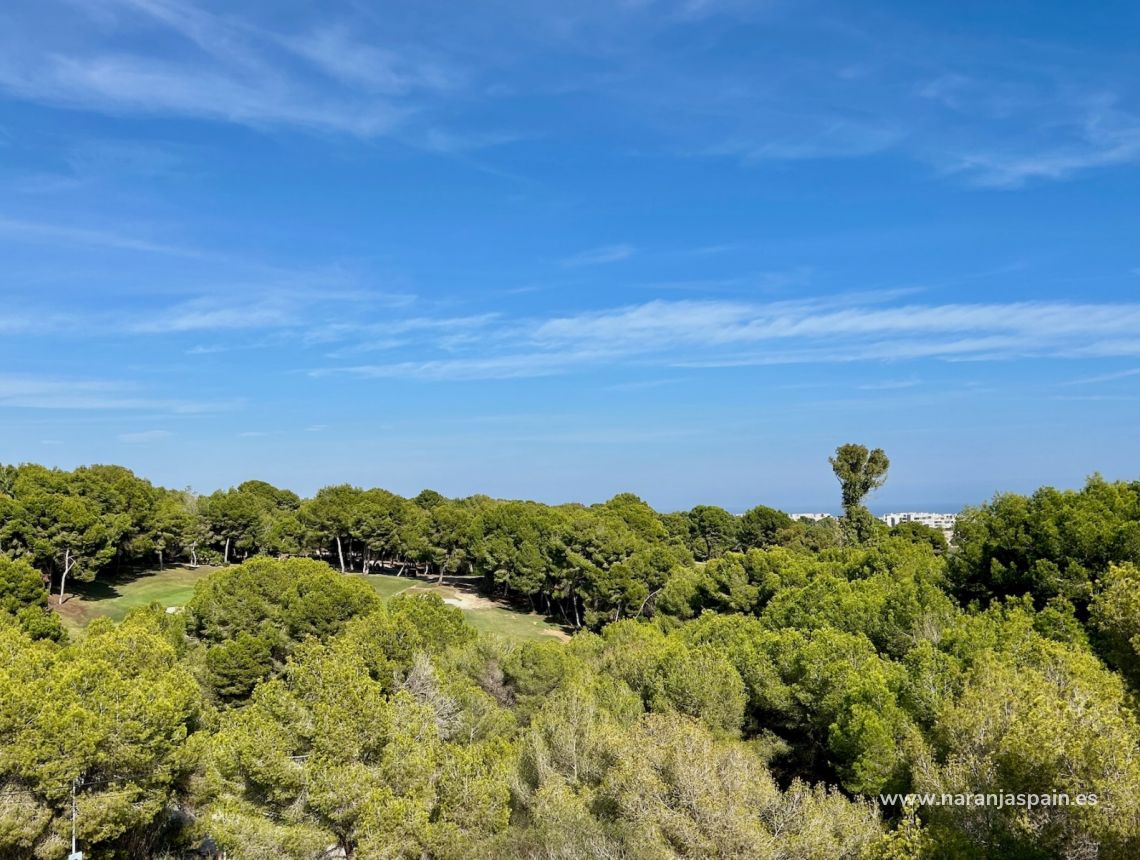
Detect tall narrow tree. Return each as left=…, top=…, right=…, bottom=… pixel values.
left=829, top=443, right=890, bottom=545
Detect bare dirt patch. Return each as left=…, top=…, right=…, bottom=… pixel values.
left=442, top=590, right=500, bottom=611
left=404, top=583, right=570, bottom=641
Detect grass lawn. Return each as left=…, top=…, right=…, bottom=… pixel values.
left=455, top=604, right=566, bottom=640
left=360, top=572, right=419, bottom=600
left=55, top=565, right=215, bottom=632
left=54, top=565, right=567, bottom=642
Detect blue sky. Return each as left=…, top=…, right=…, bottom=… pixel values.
left=2, top=0, right=1140, bottom=512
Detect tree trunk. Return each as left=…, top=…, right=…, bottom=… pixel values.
left=335, top=535, right=345, bottom=573
left=58, top=548, right=74, bottom=606
left=190, top=545, right=198, bottom=567
left=158, top=548, right=164, bottom=570
left=637, top=588, right=662, bottom=619
left=224, top=537, right=231, bottom=564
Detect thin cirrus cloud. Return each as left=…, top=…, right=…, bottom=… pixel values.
left=2, top=285, right=439, bottom=342
left=559, top=244, right=636, bottom=267
left=128, top=296, right=298, bottom=334
left=1060, top=367, right=1140, bottom=386
left=314, top=298, right=1140, bottom=381
left=0, top=374, right=238, bottom=413
left=0, top=216, right=205, bottom=258
left=703, top=117, right=902, bottom=163
left=0, top=53, right=403, bottom=137
left=0, top=0, right=456, bottom=137
left=938, top=108, right=1140, bottom=188
left=302, top=313, right=501, bottom=346
left=644, top=21, right=1140, bottom=186
left=914, top=74, right=1140, bottom=187
left=280, top=26, right=458, bottom=94
left=317, top=352, right=605, bottom=382
left=0, top=1, right=1138, bottom=187
left=118, top=429, right=173, bottom=443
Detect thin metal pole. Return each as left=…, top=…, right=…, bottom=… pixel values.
left=71, top=778, right=78, bottom=856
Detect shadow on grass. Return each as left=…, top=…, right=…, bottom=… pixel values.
left=66, top=577, right=124, bottom=603
left=66, top=564, right=200, bottom=604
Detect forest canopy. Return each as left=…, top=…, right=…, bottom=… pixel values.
left=2, top=453, right=1140, bottom=858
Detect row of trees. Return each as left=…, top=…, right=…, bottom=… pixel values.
left=9, top=448, right=1138, bottom=635
left=0, top=451, right=898, bottom=627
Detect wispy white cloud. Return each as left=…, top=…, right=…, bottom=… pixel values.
left=185, top=344, right=235, bottom=355
left=940, top=103, right=1140, bottom=188
left=903, top=67, right=1140, bottom=186
left=0, top=216, right=203, bottom=257
left=310, top=298, right=1140, bottom=381
left=129, top=296, right=297, bottom=333
left=316, top=352, right=609, bottom=382
left=0, top=313, right=39, bottom=334
left=1060, top=367, right=1140, bottom=386
left=3, top=296, right=329, bottom=339
left=3, top=0, right=1138, bottom=190
left=279, top=26, right=458, bottom=95
left=604, top=377, right=683, bottom=391
left=0, top=374, right=124, bottom=409
left=534, top=300, right=1140, bottom=348
left=857, top=379, right=920, bottom=391
left=705, top=118, right=901, bottom=163
left=634, top=18, right=1140, bottom=186
left=560, top=244, right=636, bottom=267
left=0, top=373, right=238, bottom=412
left=0, top=0, right=458, bottom=137
left=1, top=237, right=420, bottom=336
left=118, top=429, right=173, bottom=443
left=678, top=243, right=741, bottom=257
left=672, top=335, right=1041, bottom=368
left=0, top=53, right=404, bottom=136
left=303, top=314, right=500, bottom=347
left=60, top=137, right=197, bottom=184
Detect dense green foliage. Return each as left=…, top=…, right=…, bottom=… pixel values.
left=949, top=475, right=1140, bottom=608
left=2, top=452, right=1140, bottom=858
left=0, top=556, right=65, bottom=641
left=0, top=463, right=840, bottom=628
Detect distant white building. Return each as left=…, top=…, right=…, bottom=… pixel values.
left=789, top=512, right=835, bottom=522
left=879, top=511, right=957, bottom=539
